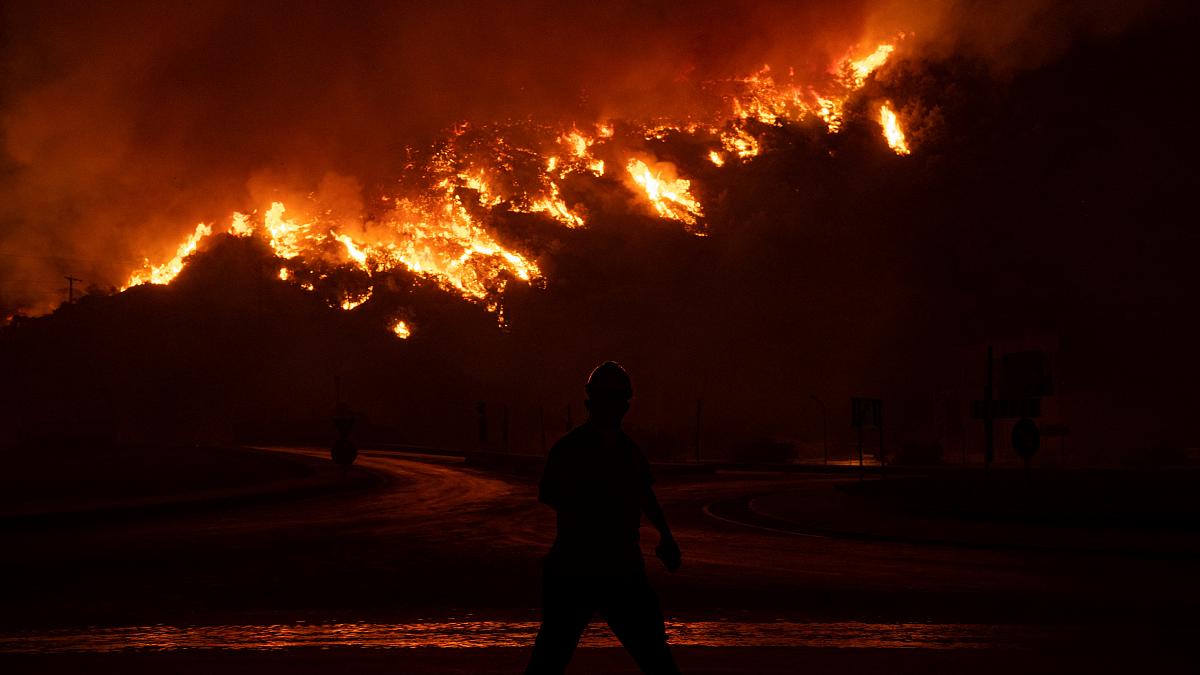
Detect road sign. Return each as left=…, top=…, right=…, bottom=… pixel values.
left=851, top=397, right=884, bottom=479
left=1000, top=350, right=1053, bottom=398
left=851, top=397, right=883, bottom=429
left=1012, top=418, right=1040, bottom=460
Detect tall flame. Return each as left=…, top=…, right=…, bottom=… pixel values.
left=125, top=222, right=212, bottom=287
left=849, top=44, right=896, bottom=87
left=625, top=159, right=703, bottom=226
left=880, top=102, right=910, bottom=156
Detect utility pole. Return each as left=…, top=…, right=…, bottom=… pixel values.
left=878, top=405, right=886, bottom=479
left=694, top=398, right=703, bottom=463
left=857, top=419, right=864, bottom=481
left=65, top=276, right=83, bottom=303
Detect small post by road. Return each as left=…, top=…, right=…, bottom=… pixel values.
left=878, top=406, right=886, bottom=479
left=694, top=398, right=703, bottom=463
left=984, top=345, right=994, bottom=475
left=810, top=394, right=828, bottom=465
left=851, top=397, right=881, bottom=481
left=857, top=423, right=864, bottom=480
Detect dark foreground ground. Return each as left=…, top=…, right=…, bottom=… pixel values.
left=3, top=644, right=1195, bottom=675
left=3, top=446, right=1198, bottom=673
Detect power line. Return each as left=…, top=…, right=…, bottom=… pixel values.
left=0, top=251, right=145, bottom=265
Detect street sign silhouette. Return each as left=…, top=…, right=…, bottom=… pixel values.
left=1012, top=418, right=1040, bottom=460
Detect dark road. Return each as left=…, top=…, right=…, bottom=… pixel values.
left=3, top=447, right=1197, bottom=672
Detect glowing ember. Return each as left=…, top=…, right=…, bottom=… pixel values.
left=625, top=159, right=703, bottom=226
left=391, top=319, right=412, bottom=339
left=708, top=151, right=725, bottom=167
left=278, top=268, right=289, bottom=281
left=816, top=96, right=844, bottom=132
left=340, top=288, right=372, bottom=311
left=880, top=102, right=910, bottom=156
left=555, top=129, right=606, bottom=177
left=720, top=127, right=761, bottom=159
left=528, top=183, right=585, bottom=228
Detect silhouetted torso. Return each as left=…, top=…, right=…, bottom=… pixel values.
left=540, top=421, right=652, bottom=576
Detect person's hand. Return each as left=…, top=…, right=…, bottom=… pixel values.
left=655, top=535, right=682, bottom=573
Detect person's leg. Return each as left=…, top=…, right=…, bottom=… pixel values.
left=601, top=575, right=681, bottom=675
left=525, top=574, right=593, bottom=675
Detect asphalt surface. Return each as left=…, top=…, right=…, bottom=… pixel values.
left=3, top=446, right=1197, bottom=671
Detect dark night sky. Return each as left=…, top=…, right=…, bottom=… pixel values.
left=1, top=1, right=1197, bottom=461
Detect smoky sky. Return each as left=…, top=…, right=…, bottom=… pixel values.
left=0, top=0, right=1171, bottom=313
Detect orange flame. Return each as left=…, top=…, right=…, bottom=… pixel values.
left=720, top=40, right=905, bottom=152
left=391, top=319, right=412, bottom=339
left=117, top=38, right=918, bottom=331
left=124, top=222, right=212, bottom=287
left=340, top=287, right=372, bottom=311
left=880, top=102, right=910, bottom=156
left=848, top=44, right=895, bottom=87
left=625, top=159, right=703, bottom=226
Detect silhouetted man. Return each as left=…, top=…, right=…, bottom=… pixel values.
left=526, top=361, right=682, bottom=675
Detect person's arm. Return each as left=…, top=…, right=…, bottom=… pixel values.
left=638, top=455, right=682, bottom=572
left=642, top=483, right=673, bottom=540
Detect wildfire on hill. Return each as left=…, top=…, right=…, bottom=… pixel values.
left=122, top=40, right=914, bottom=337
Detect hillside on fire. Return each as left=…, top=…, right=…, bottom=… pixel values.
left=1, top=1, right=1198, bottom=464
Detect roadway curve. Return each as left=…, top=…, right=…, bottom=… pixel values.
left=258, top=448, right=1197, bottom=626
left=7, top=446, right=1197, bottom=631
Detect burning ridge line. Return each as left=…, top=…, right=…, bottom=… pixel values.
left=122, top=39, right=913, bottom=336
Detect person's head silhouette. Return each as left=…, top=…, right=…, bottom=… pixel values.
left=584, top=361, right=632, bottom=428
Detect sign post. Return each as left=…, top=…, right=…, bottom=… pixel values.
left=971, top=345, right=1044, bottom=473
left=851, top=397, right=883, bottom=481
left=1012, top=418, right=1040, bottom=475
left=984, top=346, right=993, bottom=472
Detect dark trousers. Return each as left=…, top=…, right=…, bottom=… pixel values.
left=525, top=572, right=681, bottom=675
